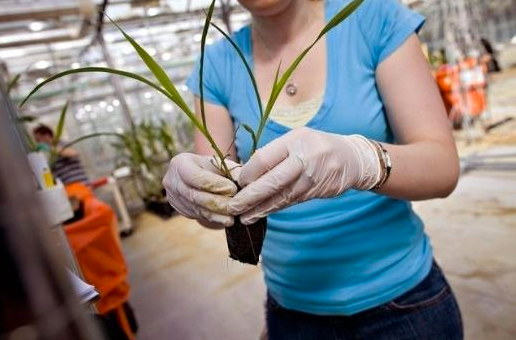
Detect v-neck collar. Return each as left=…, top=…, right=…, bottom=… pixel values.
left=242, top=0, right=337, bottom=135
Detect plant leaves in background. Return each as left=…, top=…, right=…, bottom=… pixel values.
left=106, top=11, right=232, bottom=177
left=21, top=126, right=37, bottom=151
left=7, top=73, right=22, bottom=94
left=159, top=119, right=176, bottom=159
left=15, top=115, right=38, bottom=123
left=60, top=132, right=124, bottom=151
left=53, top=100, right=69, bottom=146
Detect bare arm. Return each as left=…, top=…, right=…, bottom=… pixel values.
left=193, top=97, right=238, bottom=162
left=56, top=145, right=79, bottom=158
left=227, top=35, right=459, bottom=223
left=375, top=34, right=459, bottom=200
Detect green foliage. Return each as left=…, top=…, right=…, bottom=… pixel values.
left=7, top=73, right=22, bottom=94
left=13, top=115, right=38, bottom=151
left=218, top=0, right=364, bottom=153
left=21, top=125, right=37, bottom=151
left=61, top=132, right=124, bottom=151
left=211, top=23, right=263, bottom=118
left=19, top=0, right=364, bottom=181
left=20, top=67, right=179, bottom=109
left=111, top=121, right=179, bottom=200
left=16, top=115, right=38, bottom=123
left=20, top=0, right=232, bottom=179
left=105, top=15, right=197, bottom=127
left=242, top=124, right=257, bottom=152
left=159, top=119, right=177, bottom=159
left=53, top=100, right=69, bottom=146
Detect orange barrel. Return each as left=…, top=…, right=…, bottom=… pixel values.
left=458, top=57, right=488, bottom=118
left=435, top=59, right=488, bottom=123
left=435, top=64, right=461, bottom=120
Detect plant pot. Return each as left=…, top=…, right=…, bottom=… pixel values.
left=225, top=217, right=267, bottom=265
left=144, top=198, right=175, bottom=219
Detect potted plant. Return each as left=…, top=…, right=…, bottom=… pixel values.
left=20, top=0, right=364, bottom=265
left=112, top=120, right=180, bottom=218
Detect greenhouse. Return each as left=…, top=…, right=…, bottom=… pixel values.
left=1, top=0, right=515, bottom=339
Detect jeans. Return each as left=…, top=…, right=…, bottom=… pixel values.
left=266, top=261, right=463, bottom=340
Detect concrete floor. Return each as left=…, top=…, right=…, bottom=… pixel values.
left=122, top=70, right=516, bottom=340
left=414, top=169, right=516, bottom=340
left=122, top=214, right=265, bottom=339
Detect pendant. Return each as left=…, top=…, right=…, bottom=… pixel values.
left=285, top=82, right=297, bottom=96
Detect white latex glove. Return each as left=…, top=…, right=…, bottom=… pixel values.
left=228, top=127, right=382, bottom=225
left=162, top=153, right=241, bottom=228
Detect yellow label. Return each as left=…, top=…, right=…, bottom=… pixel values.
left=43, top=170, right=55, bottom=188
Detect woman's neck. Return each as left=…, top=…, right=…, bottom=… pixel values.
left=251, top=1, right=322, bottom=48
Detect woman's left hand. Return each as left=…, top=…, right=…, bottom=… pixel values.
left=227, top=127, right=381, bottom=224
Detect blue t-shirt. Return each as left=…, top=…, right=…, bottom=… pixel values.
left=187, top=0, right=430, bottom=315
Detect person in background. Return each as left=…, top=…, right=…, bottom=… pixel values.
left=33, top=124, right=90, bottom=185
left=163, top=0, right=462, bottom=338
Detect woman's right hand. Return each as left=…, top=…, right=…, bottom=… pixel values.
left=162, top=153, right=240, bottom=229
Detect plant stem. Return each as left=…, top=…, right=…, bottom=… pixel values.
left=199, top=125, right=233, bottom=180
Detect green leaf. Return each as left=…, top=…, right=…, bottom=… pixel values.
left=141, top=120, right=160, bottom=154
left=22, top=127, right=37, bottom=151
left=20, top=11, right=234, bottom=182
left=53, top=100, right=69, bottom=146
left=15, top=115, right=38, bottom=123
left=242, top=123, right=257, bottom=152
left=12, top=113, right=37, bottom=151
left=269, top=0, right=364, bottom=109
left=110, top=141, right=126, bottom=150
left=263, top=61, right=282, bottom=119
left=60, top=132, right=124, bottom=151
left=159, top=119, right=176, bottom=158
left=21, top=68, right=154, bottom=106
left=211, top=22, right=263, bottom=118
left=7, top=73, right=22, bottom=94
left=199, top=0, right=216, bottom=129
left=258, top=0, right=364, bottom=144
left=272, top=60, right=282, bottom=90
left=317, top=0, right=364, bottom=39
left=105, top=15, right=193, bottom=121
left=18, top=67, right=203, bottom=131
left=225, top=123, right=240, bottom=156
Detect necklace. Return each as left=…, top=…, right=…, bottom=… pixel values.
left=253, top=10, right=317, bottom=97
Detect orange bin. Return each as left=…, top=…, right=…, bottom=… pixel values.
left=64, top=183, right=134, bottom=339
left=435, top=57, right=488, bottom=125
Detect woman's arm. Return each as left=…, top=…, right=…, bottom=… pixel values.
left=56, top=145, right=79, bottom=158
left=376, top=34, right=459, bottom=200
left=227, top=34, right=460, bottom=224
left=193, top=97, right=238, bottom=162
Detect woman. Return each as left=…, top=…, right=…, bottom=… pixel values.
left=163, top=0, right=463, bottom=338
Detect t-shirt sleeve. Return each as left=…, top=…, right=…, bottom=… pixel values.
left=185, top=42, right=228, bottom=107
left=358, top=0, right=425, bottom=67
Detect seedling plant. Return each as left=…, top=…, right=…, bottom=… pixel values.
left=20, top=0, right=364, bottom=264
